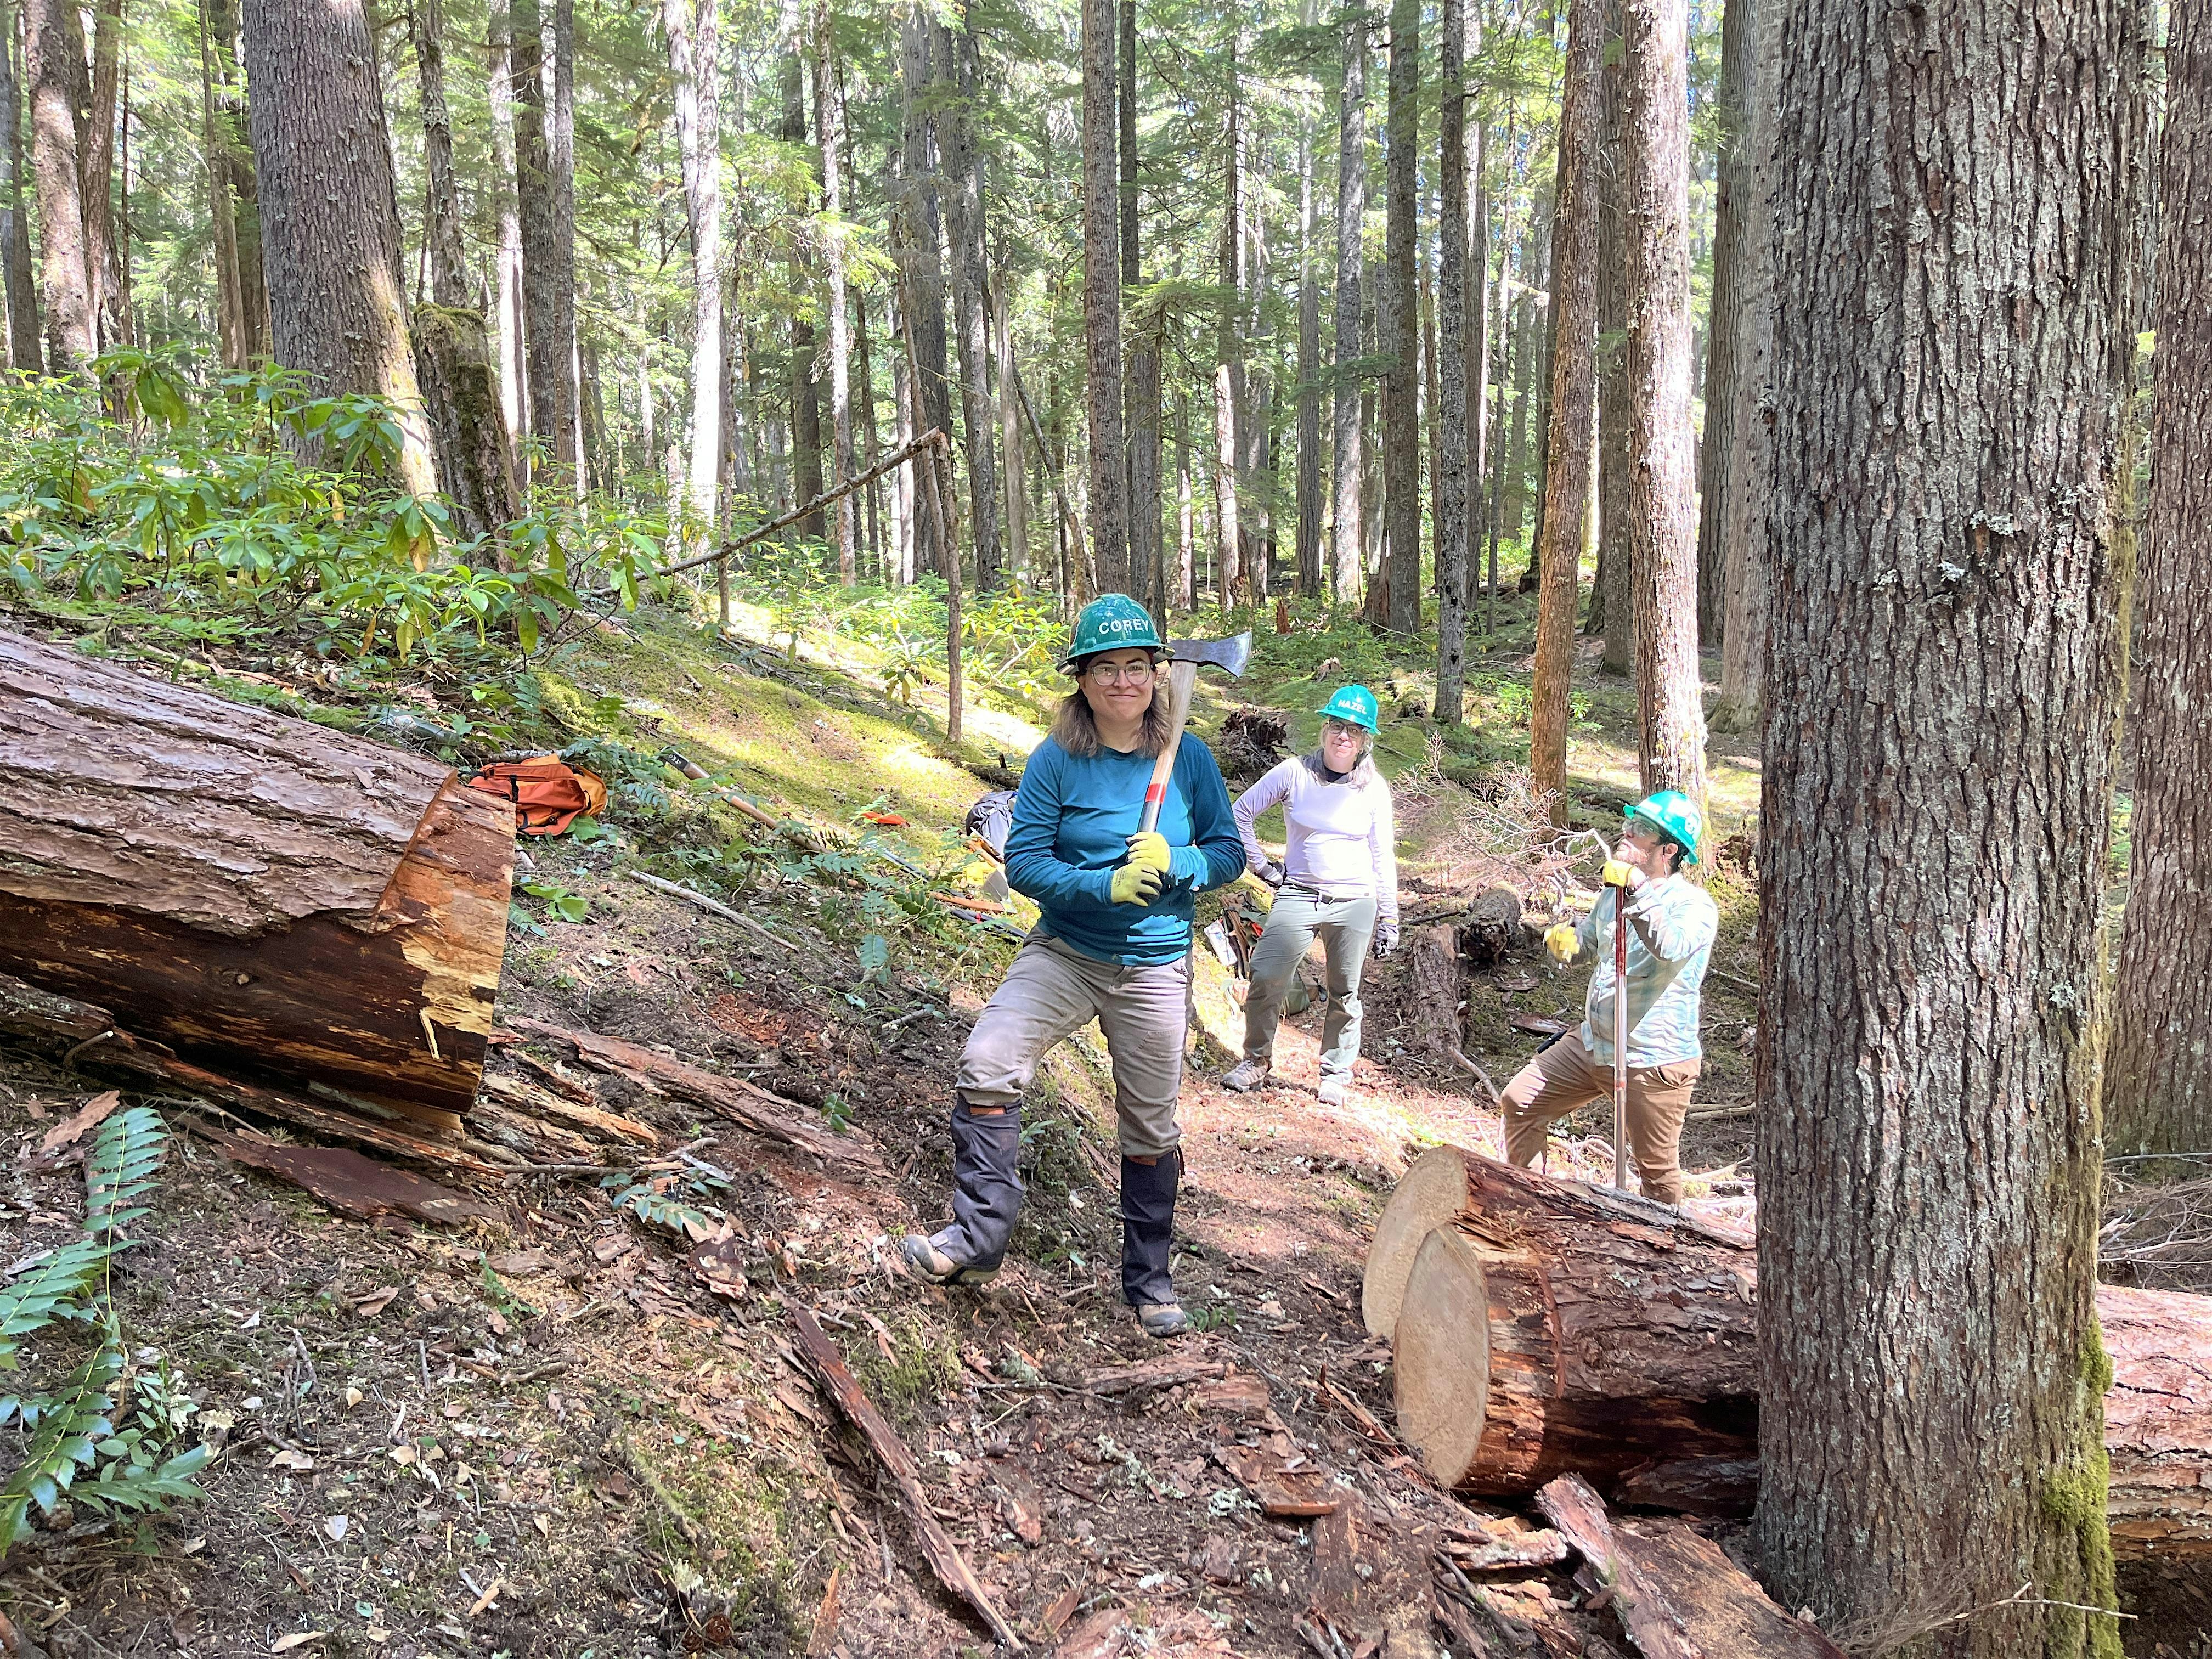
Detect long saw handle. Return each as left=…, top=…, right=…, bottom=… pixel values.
left=1137, top=660, right=1201, bottom=835
left=1611, top=879, right=1630, bottom=1190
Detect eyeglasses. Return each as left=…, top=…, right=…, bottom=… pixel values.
left=1086, top=661, right=1156, bottom=684
left=1323, top=719, right=1367, bottom=739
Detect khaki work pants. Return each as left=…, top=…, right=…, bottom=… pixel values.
left=1499, top=1029, right=1700, bottom=1207
left=956, top=935, right=1189, bottom=1158
left=1240, top=888, right=1377, bottom=1082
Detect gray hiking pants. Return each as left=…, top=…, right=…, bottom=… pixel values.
left=957, top=934, right=1190, bottom=1157
left=1240, top=887, right=1378, bottom=1082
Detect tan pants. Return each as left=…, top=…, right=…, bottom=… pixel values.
left=1499, top=1029, right=1700, bottom=1206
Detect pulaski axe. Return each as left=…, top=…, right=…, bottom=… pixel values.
left=1138, top=631, right=1253, bottom=833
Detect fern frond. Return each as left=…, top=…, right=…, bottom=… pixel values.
left=83, top=1107, right=167, bottom=1246
left=0, top=1237, right=110, bottom=1369
left=0, top=1337, right=123, bottom=1550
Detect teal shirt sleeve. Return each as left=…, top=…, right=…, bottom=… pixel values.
left=1002, top=742, right=1114, bottom=909
left=1167, top=737, right=1246, bottom=892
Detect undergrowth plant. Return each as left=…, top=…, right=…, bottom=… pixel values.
left=0, top=1106, right=210, bottom=1552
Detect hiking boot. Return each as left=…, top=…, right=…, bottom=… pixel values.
left=1135, top=1301, right=1190, bottom=1339
left=1222, top=1058, right=1272, bottom=1093
left=900, top=1233, right=1000, bottom=1288
left=1317, top=1077, right=1352, bottom=1108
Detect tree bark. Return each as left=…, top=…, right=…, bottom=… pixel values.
left=2107, top=0, right=2210, bottom=1158
left=1691, top=0, right=1747, bottom=649
left=487, top=2, right=524, bottom=444
left=548, top=0, right=578, bottom=482
left=1330, top=8, right=1364, bottom=607
left=1211, top=32, right=1242, bottom=610
left=1622, top=0, right=1705, bottom=805
left=244, top=0, right=436, bottom=493
left=0, top=628, right=512, bottom=1124
left=896, top=6, right=950, bottom=577
left=0, top=0, right=40, bottom=369
left=814, top=7, right=855, bottom=582
left=664, top=0, right=719, bottom=539
left=1431, top=0, right=1469, bottom=721
left=205, top=0, right=265, bottom=364
left=1379, top=0, right=1418, bottom=635
left=1711, top=0, right=1776, bottom=730
left=1079, top=0, right=1127, bottom=594
left=81, top=0, right=123, bottom=351
left=781, top=55, right=825, bottom=541
left=511, top=0, right=558, bottom=481
left=195, top=0, right=248, bottom=370
left=1593, top=0, right=1630, bottom=672
left=1752, top=0, right=2146, bottom=1637
left=1528, top=0, right=1604, bottom=821
left=23, top=0, right=92, bottom=374
left=1294, top=57, right=1322, bottom=600
left=1120, top=0, right=1161, bottom=614
left=941, top=12, right=1000, bottom=589
left=994, top=270, right=1025, bottom=579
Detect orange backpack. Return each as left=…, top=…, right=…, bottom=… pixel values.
left=466, top=756, right=608, bottom=837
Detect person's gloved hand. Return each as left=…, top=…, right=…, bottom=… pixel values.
left=1255, top=860, right=1286, bottom=889
left=1110, top=861, right=1165, bottom=906
left=1601, top=859, right=1638, bottom=889
left=1126, top=831, right=1172, bottom=876
left=1544, top=922, right=1579, bottom=963
left=1370, top=921, right=1400, bottom=961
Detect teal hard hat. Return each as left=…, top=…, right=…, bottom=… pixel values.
left=1626, top=789, right=1702, bottom=865
left=1317, top=684, right=1380, bottom=733
left=1060, top=594, right=1166, bottom=671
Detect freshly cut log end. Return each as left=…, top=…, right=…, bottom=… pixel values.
left=1362, top=1141, right=1485, bottom=1338
left=1391, top=1224, right=1494, bottom=1492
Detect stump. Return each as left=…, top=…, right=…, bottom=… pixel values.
left=1458, top=884, right=1526, bottom=966
left=0, top=628, right=515, bottom=1124
left=1371, top=1145, right=2212, bottom=1555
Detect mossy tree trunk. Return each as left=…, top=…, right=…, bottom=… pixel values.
left=1752, top=0, right=2148, bottom=1644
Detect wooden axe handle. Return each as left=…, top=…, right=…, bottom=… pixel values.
left=1137, top=662, right=1201, bottom=836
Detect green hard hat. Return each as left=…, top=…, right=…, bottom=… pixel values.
left=1060, top=594, right=1166, bottom=671
left=1626, top=789, right=1702, bottom=864
left=1317, top=684, right=1380, bottom=733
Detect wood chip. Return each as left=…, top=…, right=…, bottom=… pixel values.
left=1212, top=1443, right=1343, bottom=1517
left=805, top=1565, right=842, bottom=1657
left=467, top=1577, right=504, bottom=1617
left=990, top=1458, right=1044, bottom=1544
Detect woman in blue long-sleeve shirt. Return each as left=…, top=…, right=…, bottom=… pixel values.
left=902, top=596, right=1244, bottom=1338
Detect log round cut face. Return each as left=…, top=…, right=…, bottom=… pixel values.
left=1392, top=1225, right=1492, bottom=1489
left=1362, top=1146, right=1472, bottom=1339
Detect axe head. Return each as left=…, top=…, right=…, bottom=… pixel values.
left=1167, top=631, right=1252, bottom=679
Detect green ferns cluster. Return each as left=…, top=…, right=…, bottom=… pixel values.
left=0, top=1106, right=210, bottom=1551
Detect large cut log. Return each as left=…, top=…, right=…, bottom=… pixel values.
left=1385, top=1149, right=1760, bottom=1497
left=0, top=629, right=513, bottom=1121
left=1373, top=1146, right=2212, bottom=1557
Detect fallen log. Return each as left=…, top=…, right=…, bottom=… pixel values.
left=788, top=1305, right=1021, bottom=1651
left=1372, top=1147, right=2212, bottom=1556
left=509, top=1017, right=885, bottom=1177
left=1535, top=1474, right=1849, bottom=1658
left=0, top=628, right=513, bottom=1124
left=0, top=970, right=507, bottom=1177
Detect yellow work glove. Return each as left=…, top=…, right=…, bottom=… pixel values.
left=1110, top=862, right=1165, bottom=906
left=1601, top=859, right=1634, bottom=889
left=1126, top=831, right=1172, bottom=876
left=1544, top=923, right=1579, bottom=964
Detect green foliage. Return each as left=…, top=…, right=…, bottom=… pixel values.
left=1, top=1107, right=210, bottom=1553
left=604, top=1163, right=731, bottom=1243
left=1, top=362, right=658, bottom=671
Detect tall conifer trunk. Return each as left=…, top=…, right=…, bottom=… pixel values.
left=1120, top=0, right=1161, bottom=613
left=814, top=4, right=855, bottom=582
left=0, top=0, right=41, bottom=369
left=941, top=10, right=1000, bottom=588
left=1622, top=0, right=1703, bottom=803
left=662, top=0, right=720, bottom=537
left=1079, top=0, right=1127, bottom=592
left=24, top=0, right=93, bottom=373
left=1753, top=0, right=2146, bottom=1643
left=1330, top=4, right=1366, bottom=605
left=1379, top=0, right=1418, bottom=634
left=1432, top=0, right=1468, bottom=720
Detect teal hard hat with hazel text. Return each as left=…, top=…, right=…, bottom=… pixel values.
left=1626, top=789, right=1702, bottom=865
left=1317, top=684, right=1380, bottom=733
left=1061, top=594, right=1167, bottom=670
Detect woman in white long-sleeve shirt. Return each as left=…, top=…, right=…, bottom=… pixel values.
left=1223, top=685, right=1398, bottom=1107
